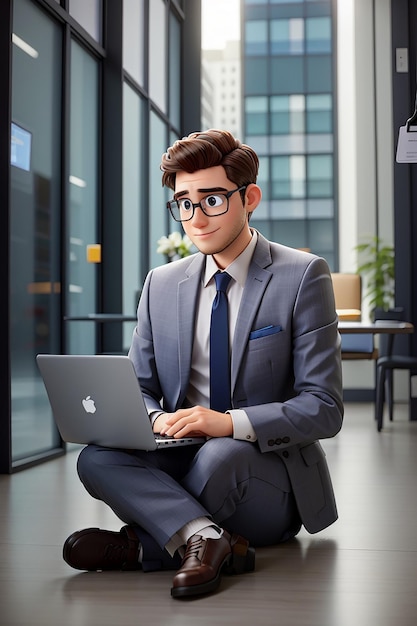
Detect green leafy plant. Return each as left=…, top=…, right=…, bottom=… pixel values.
left=355, top=235, right=395, bottom=312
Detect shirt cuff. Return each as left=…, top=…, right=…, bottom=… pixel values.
left=227, top=409, right=257, bottom=442
left=149, top=410, right=164, bottom=427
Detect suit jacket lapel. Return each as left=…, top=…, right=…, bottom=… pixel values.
left=231, top=234, right=273, bottom=392
left=177, top=254, right=205, bottom=404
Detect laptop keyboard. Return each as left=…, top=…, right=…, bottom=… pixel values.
left=154, top=433, right=204, bottom=445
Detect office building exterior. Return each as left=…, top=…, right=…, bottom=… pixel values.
left=242, top=0, right=337, bottom=266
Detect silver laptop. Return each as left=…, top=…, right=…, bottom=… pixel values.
left=36, top=354, right=205, bottom=450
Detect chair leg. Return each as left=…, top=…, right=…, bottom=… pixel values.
left=386, top=369, right=394, bottom=421
left=376, top=364, right=386, bottom=432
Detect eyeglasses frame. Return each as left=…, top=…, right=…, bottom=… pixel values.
left=167, top=185, right=248, bottom=222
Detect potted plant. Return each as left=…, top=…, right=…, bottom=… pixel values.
left=355, top=235, right=395, bottom=317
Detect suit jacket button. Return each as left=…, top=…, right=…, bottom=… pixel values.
left=268, top=439, right=275, bottom=446
left=283, top=451, right=289, bottom=458
left=275, top=438, right=282, bottom=445
left=282, top=436, right=290, bottom=444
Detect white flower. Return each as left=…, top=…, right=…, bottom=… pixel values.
left=156, top=232, right=193, bottom=258
left=156, top=236, right=173, bottom=255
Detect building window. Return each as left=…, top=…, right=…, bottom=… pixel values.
left=307, top=154, right=333, bottom=197
left=246, top=96, right=268, bottom=135
left=245, top=20, right=268, bottom=55
left=307, top=94, right=332, bottom=133
left=270, top=19, right=303, bottom=55
left=306, top=17, right=331, bottom=54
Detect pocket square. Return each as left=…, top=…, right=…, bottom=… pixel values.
left=249, top=325, right=282, bottom=340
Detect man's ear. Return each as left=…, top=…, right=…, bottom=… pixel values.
left=244, top=183, right=262, bottom=215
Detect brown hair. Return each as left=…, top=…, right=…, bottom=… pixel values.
left=160, top=129, right=259, bottom=190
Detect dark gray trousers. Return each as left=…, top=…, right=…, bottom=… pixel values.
left=77, top=437, right=301, bottom=571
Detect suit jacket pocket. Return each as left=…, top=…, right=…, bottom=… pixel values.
left=249, top=325, right=282, bottom=340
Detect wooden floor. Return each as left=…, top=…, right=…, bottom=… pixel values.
left=1, top=403, right=416, bottom=626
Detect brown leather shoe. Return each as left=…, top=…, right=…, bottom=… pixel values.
left=63, top=526, right=141, bottom=571
left=171, top=531, right=255, bottom=598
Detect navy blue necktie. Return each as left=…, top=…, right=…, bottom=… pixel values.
left=210, top=271, right=232, bottom=412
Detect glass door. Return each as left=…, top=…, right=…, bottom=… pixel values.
left=65, top=39, right=99, bottom=355
left=10, top=0, right=62, bottom=462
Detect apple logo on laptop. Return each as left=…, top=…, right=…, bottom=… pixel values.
left=82, top=396, right=96, bottom=414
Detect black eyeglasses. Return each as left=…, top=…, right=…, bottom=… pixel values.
left=167, top=186, right=247, bottom=222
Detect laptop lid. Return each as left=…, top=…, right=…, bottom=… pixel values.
left=36, top=354, right=205, bottom=450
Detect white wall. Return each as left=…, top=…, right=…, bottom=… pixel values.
left=337, top=0, right=400, bottom=393
left=338, top=0, right=394, bottom=274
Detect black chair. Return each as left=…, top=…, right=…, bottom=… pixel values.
left=374, top=308, right=417, bottom=431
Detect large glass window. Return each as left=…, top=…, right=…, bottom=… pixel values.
left=149, top=114, right=168, bottom=270
left=3, top=0, right=194, bottom=471
left=10, top=0, right=62, bottom=462
left=149, top=0, right=167, bottom=113
left=123, top=0, right=145, bottom=86
left=66, top=40, right=99, bottom=354
left=169, top=12, right=181, bottom=129
left=123, top=84, right=144, bottom=346
left=68, top=0, right=102, bottom=43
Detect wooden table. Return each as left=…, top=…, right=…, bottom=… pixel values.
left=338, top=320, right=414, bottom=335
left=338, top=320, right=414, bottom=356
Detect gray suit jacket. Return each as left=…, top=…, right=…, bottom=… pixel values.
left=129, top=231, right=344, bottom=534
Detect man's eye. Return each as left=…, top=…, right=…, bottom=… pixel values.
left=204, top=194, right=224, bottom=208
left=179, top=199, right=194, bottom=212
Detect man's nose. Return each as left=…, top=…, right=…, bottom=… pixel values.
left=190, top=203, right=208, bottom=226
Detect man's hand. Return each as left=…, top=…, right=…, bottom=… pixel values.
left=153, top=406, right=233, bottom=439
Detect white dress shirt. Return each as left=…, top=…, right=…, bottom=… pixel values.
left=185, top=231, right=258, bottom=442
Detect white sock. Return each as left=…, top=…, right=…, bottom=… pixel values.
left=198, top=525, right=223, bottom=540
left=165, top=517, right=223, bottom=557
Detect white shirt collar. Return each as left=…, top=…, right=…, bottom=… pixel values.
left=203, top=229, right=257, bottom=288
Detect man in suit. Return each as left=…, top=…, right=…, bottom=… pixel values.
left=63, top=129, right=343, bottom=598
